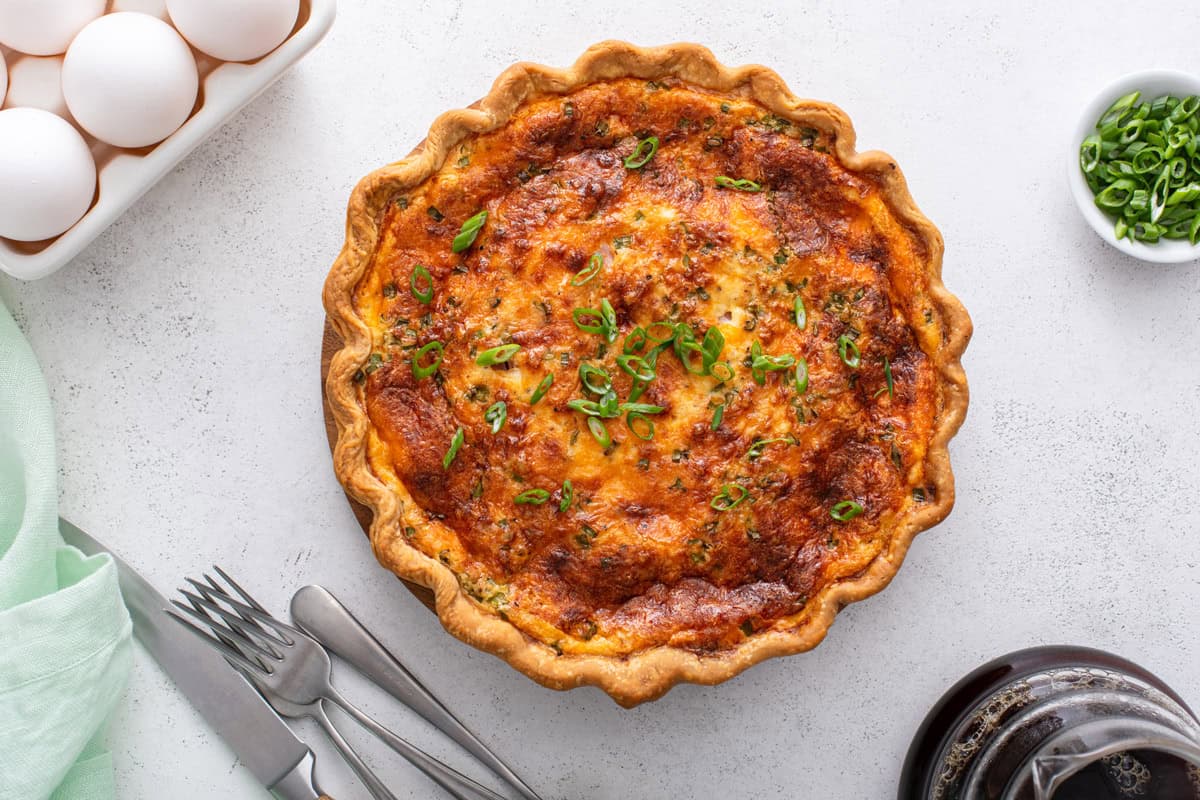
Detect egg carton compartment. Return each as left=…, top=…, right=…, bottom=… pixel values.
left=0, top=0, right=335, bottom=280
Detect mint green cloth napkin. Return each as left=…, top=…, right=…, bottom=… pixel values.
left=0, top=300, right=132, bottom=800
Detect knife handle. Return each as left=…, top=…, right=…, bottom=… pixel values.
left=270, top=750, right=332, bottom=800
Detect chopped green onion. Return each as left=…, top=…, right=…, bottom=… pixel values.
left=410, top=265, right=433, bottom=304
left=701, top=326, right=725, bottom=373
left=877, top=356, right=894, bottom=398
left=586, top=417, right=611, bottom=447
left=442, top=427, right=464, bottom=470
left=626, top=412, right=655, bottom=440
left=793, top=295, right=807, bottom=329
left=572, top=299, right=618, bottom=342
left=623, top=327, right=648, bottom=354
left=623, top=136, right=659, bottom=169
left=1150, top=166, right=1171, bottom=222
left=710, top=403, right=725, bottom=430
left=709, top=361, right=734, bottom=382
left=597, top=389, right=620, bottom=417
left=411, top=341, right=444, bottom=379
left=746, top=436, right=794, bottom=460
left=476, top=343, right=521, bottom=366
left=836, top=335, right=861, bottom=368
left=558, top=480, right=573, bottom=512
left=616, top=354, right=655, bottom=382
left=514, top=488, right=550, bottom=505
left=619, top=402, right=665, bottom=415
left=578, top=363, right=612, bottom=395
left=645, top=321, right=678, bottom=344
left=794, top=358, right=809, bottom=393
left=484, top=401, right=507, bottom=434
left=830, top=500, right=863, bottom=521
left=530, top=373, right=554, bottom=405
left=451, top=210, right=487, bottom=253
left=711, top=483, right=750, bottom=511
left=572, top=252, right=604, bottom=286
left=750, top=341, right=796, bottom=384
left=1079, top=134, right=1102, bottom=173
left=714, top=176, right=762, bottom=192
left=1082, top=92, right=1200, bottom=246
left=567, top=398, right=602, bottom=416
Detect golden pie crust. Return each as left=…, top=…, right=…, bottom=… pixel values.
left=324, top=41, right=970, bottom=706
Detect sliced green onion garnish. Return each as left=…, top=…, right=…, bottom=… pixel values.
left=442, top=426, right=464, bottom=470
left=794, top=295, right=807, bottom=329
left=623, top=327, right=648, bottom=354
left=411, top=341, right=443, bottom=379
left=558, top=480, right=573, bottom=512
left=645, top=321, right=678, bottom=344
left=710, top=403, right=725, bottom=430
left=750, top=341, right=796, bottom=384
left=794, top=358, right=809, bottom=393
left=882, top=356, right=894, bottom=397
left=623, top=136, right=659, bottom=169
left=714, top=176, right=762, bottom=192
left=710, top=483, right=749, bottom=511
left=626, top=412, right=655, bottom=440
left=476, top=343, right=521, bottom=366
left=701, top=325, right=725, bottom=372
left=586, top=417, right=611, bottom=447
left=451, top=210, right=487, bottom=253
left=746, top=436, right=794, bottom=460
left=578, top=363, right=612, bottom=395
left=616, top=354, right=655, bottom=382
left=484, top=401, right=506, bottom=434
left=572, top=252, right=604, bottom=286
left=710, top=361, right=734, bottom=382
left=600, top=299, right=618, bottom=342
left=619, top=402, right=665, bottom=415
left=567, top=398, right=602, bottom=416
left=410, top=265, right=433, bottom=304
left=514, top=488, right=550, bottom=505
left=830, top=500, right=863, bottom=521
left=573, top=299, right=618, bottom=342
left=530, top=373, right=554, bottom=405
left=836, top=335, right=861, bottom=368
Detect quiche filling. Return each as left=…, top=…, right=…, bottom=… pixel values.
left=353, top=78, right=946, bottom=657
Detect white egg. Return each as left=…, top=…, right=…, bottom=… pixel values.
left=111, top=0, right=169, bottom=20
left=62, top=13, right=198, bottom=148
left=0, top=50, right=7, bottom=106
left=166, top=0, right=299, bottom=62
left=3, top=57, right=69, bottom=118
left=0, top=108, right=96, bottom=241
left=0, top=0, right=106, bottom=56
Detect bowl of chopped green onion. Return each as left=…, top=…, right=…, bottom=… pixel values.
left=1070, top=70, right=1200, bottom=263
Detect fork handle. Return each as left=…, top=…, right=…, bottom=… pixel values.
left=291, top=586, right=541, bottom=800
left=324, top=687, right=508, bottom=800
left=309, top=701, right=400, bottom=800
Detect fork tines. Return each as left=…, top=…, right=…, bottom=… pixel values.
left=168, top=566, right=297, bottom=675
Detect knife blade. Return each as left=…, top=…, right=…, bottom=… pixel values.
left=60, top=518, right=329, bottom=800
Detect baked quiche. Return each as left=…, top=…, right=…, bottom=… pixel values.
left=324, top=42, right=970, bottom=706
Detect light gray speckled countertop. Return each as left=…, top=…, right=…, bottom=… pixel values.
left=3, top=1, right=1199, bottom=798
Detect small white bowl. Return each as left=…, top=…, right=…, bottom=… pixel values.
left=1068, top=69, right=1200, bottom=264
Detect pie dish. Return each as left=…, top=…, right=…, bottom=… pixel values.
left=323, top=41, right=971, bottom=706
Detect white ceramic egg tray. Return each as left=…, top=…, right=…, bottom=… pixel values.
left=0, top=0, right=335, bottom=280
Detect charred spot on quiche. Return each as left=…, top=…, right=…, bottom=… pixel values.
left=326, top=43, right=969, bottom=705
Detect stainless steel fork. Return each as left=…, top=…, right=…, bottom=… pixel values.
left=168, top=567, right=508, bottom=800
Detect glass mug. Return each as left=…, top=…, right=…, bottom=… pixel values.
left=898, top=646, right=1200, bottom=799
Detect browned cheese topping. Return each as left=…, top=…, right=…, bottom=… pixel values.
left=355, top=78, right=945, bottom=656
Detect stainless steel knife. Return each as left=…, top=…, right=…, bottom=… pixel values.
left=60, top=518, right=331, bottom=800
